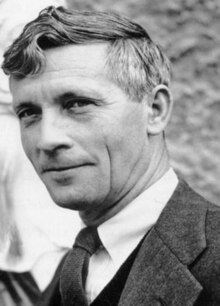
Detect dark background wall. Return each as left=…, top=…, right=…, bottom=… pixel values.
left=65, top=0, right=220, bottom=204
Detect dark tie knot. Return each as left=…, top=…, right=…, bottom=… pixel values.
left=74, top=227, right=101, bottom=256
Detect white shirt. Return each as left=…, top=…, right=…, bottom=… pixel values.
left=85, top=168, right=178, bottom=303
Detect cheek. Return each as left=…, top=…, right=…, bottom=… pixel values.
left=20, top=129, right=36, bottom=161
left=105, top=112, right=146, bottom=157
left=102, top=110, right=147, bottom=178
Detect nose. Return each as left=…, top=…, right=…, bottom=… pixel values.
left=37, top=110, right=72, bottom=153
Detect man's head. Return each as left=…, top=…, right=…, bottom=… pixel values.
left=2, top=6, right=173, bottom=226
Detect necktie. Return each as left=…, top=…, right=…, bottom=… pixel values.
left=60, top=227, right=101, bottom=306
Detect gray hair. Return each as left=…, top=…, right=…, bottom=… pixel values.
left=2, top=6, right=171, bottom=101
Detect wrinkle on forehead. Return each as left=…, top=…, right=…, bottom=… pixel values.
left=44, top=44, right=109, bottom=76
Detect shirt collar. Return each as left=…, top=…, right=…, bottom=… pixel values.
left=98, top=168, right=178, bottom=269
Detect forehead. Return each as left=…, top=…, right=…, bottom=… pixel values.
left=10, top=43, right=111, bottom=101
left=43, top=43, right=108, bottom=77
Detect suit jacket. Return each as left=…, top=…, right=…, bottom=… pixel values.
left=118, top=180, right=220, bottom=306
left=28, top=179, right=219, bottom=306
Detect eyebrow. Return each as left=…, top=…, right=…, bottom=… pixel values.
left=13, top=101, right=38, bottom=114
left=55, top=91, right=105, bottom=104
left=54, top=92, right=81, bottom=103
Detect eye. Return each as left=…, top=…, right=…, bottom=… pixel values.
left=64, top=97, right=94, bottom=109
left=16, top=106, right=41, bottom=121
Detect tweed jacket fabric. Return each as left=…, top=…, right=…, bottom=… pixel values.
left=117, top=179, right=220, bottom=306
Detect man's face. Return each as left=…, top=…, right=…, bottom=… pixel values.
left=10, top=44, right=152, bottom=225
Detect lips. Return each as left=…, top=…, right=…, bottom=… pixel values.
left=41, top=163, right=92, bottom=173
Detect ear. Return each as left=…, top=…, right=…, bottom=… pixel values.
left=147, top=84, right=173, bottom=135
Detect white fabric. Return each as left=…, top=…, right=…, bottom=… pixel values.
left=85, top=169, right=178, bottom=303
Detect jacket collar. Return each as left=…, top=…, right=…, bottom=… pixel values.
left=119, top=180, right=207, bottom=306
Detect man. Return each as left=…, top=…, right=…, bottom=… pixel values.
left=2, top=6, right=220, bottom=306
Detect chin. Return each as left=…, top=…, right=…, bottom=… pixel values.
left=45, top=179, right=107, bottom=212
left=48, top=189, right=95, bottom=212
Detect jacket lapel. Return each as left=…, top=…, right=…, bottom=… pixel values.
left=119, top=180, right=208, bottom=306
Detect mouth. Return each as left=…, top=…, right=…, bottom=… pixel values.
left=41, top=164, right=91, bottom=185
left=41, top=163, right=92, bottom=173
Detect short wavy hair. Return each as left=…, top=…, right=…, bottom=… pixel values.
left=2, top=6, right=171, bottom=101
